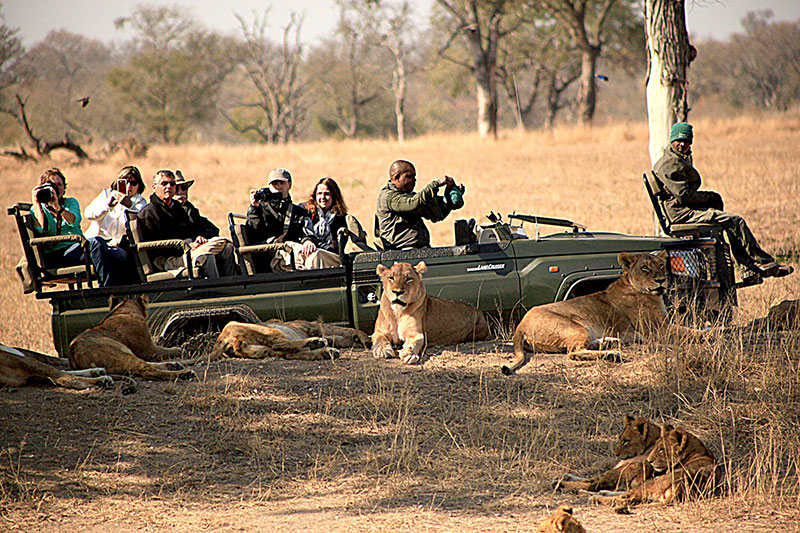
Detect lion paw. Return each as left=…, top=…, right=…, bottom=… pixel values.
left=373, top=344, right=395, bottom=359
left=165, top=362, right=185, bottom=371
left=88, top=368, right=107, bottom=378
left=119, top=376, right=138, bottom=395
left=178, top=369, right=197, bottom=381
left=323, top=347, right=340, bottom=360
left=96, top=375, right=114, bottom=389
left=400, top=350, right=420, bottom=365
left=304, top=337, right=329, bottom=351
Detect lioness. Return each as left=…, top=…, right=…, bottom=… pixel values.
left=555, top=416, right=660, bottom=492
left=372, top=261, right=490, bottom=364
left=592, top=424, right=716, bottom=506
left=537, top=505, right=587, bottom=533
left=1, top=343, right=112, bottom=390
left=199, top=320, right=351, bottom=362
left=69, top=296, right=196, bottom=381
left=502, top=251, right=706, bottom=374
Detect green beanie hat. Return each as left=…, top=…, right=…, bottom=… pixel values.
left=670, top=122, right=693, bottom=143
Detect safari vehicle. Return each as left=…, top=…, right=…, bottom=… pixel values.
left=11, top=203, right=738, bottom=356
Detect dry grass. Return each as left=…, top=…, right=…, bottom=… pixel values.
left=0, top=113, right=799, bottom=531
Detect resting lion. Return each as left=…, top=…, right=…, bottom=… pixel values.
left=69, top=296, right=196, bottom=382
left=555, top=416, right=660, bottom=493
left=197, top=319, right=366, bottom=362
left=591, top=424, right=716, bottom=506
left=372, top=261, right=490, bottom=364
left=1, top=343, right=112, bottom=390
left=537, top=505, right=586, bottom=533
left=502, top=251, right=706, bottom=374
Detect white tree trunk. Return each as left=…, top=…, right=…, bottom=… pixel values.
left=644, top=0, right=694, bottom=233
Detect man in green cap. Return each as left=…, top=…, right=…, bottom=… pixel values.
left=653, top=122, right=793, bottom=278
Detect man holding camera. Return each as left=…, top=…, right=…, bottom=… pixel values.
left=246, top=168, right=311, bottom=245
left=375, top=159, right=465, bottom=250
left=30, top=168, right=126, bottom=286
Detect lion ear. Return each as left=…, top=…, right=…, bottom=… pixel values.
left=625, top=414, right=634, bottom=424
left=673, top=427, right=688, bottom=452
left=637, top=420, right=647, bottom=438
left=414, top=261, right=428, bottom=275
left=554, top=513, right=570, bottom=531
left=618, top=252, right=635, bottom=271
left=655, top=249, right=668, bottom=261
left=138, top=294, right=150, bottom=306
left=109, top=295, right=120, bottom=309
left=376, top=264, right=389, bottom=276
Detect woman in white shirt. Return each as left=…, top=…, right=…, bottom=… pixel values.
left=84, top=165, right=148, bottom=246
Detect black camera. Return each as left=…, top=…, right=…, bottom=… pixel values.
left=35, top=183, right=56, bottom=203
left=253, top=187, right=275, bottom=203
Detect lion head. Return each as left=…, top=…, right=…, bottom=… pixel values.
left=646, top=424, right=694, bottom=472
left=376, top=261, right=427, bottom=309
left=618, top=251, right=668, bottom=296
left=613, top=415, right=661, bottom=459
left=537, top=505, right=586, bottom=533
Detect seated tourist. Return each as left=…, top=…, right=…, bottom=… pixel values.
left=84, top=165, right=147, bottom=246
left=246, top=168, right=322, bottom=271
left=30, top=168, right=127, bottom=286
left=375, top=159, right=465, bottom=250
left=296, top=177, right=350, bottom=269
left=137, top=170, right=235, bottom=278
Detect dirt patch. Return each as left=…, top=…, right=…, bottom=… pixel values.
left=1, top=338, right=798, bottom=531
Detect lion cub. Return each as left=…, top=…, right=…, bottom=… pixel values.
left=537, top=505, right=587, bottom=533
left=69, top=296, right=195, bottom=382
left=592, top=424, right=717, bottom=506
left=372, top=261, right=490, bottom=364
left=555, top=416, right=660, bottom=493
left=503, top=251, right=706, bottom=374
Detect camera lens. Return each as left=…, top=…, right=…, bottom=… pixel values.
left=36, top=186, right=54, bottom=203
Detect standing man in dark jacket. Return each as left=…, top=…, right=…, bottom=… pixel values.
left=375, top=159, right=465, bottom=249
left=654, top=122, right=792, bottom=278
left=138, top=170, right=235, bottom=277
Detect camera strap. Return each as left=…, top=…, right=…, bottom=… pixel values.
left=284, top=204, right=293, bottom=235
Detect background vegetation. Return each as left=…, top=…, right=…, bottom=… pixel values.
left=1, top=2, right=798, bottom=148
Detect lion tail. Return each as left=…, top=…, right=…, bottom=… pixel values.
left=502, top=328, right=529, bottom=376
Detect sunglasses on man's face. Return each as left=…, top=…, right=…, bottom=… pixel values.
left=159, top=181, right=176, bottom=187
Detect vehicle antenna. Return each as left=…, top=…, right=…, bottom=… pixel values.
left=513, top=72, right=539, bottom=240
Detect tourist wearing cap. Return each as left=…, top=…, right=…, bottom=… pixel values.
left=246, top=168, right=311, bottom=245
left=654, top=122, right=793, bottom=278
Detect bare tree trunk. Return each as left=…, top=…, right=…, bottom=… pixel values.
left=644, top=0, right=695, bottom=232
left=577, top=45, right=600, bottom=124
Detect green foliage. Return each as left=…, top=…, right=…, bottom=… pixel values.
left=107, top=6, right=239, bottom=144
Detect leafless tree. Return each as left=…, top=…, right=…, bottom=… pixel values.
left=2, top=94, right=89, bottom=161
left=226, top=11, right=305, bottom=143
left=436, top=0, right=510, bottom=139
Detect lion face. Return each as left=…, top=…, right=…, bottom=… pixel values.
left=376, top=261, right=427, bottom=309
left=613, top=415, right=660, bottom=459
left=647, top=424, right=687, bottom=472
left=537, top=505, right=586, bottom=533
left=618, top=251, right=668, bottom=295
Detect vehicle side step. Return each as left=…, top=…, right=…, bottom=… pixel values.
left=735, top=272, right=763, bottom=289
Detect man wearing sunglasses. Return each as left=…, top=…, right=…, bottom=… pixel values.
left=138, top=170, right=235, bottom=278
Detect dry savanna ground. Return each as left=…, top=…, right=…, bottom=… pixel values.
left=1, top=114, right=799, bottom=531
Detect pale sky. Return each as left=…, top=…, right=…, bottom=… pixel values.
left=4, top=0, right=800, bottom=47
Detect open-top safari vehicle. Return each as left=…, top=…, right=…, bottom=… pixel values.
left=9, top=200, right=743, bottom=356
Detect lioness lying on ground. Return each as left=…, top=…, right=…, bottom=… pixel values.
left=372, top=261, right=490, bottom=364
left=197, top=319, right=363, bottom=362
left=1, top=343, right=112, bottom=390
left=555, top=416, right=660, bottom=493
left=69, top=296, right=196, bottom=381
left=537, top=505, right=587, bottom=533
left=502, top=251, right=706, bottom=374
left=591, top=424, right=716, bottom=506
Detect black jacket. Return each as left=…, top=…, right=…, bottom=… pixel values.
left=246, top=193, right=310, bottom=244
left=138, top=194, right=208, bottom=260
left=183, top=200, right=219, bottom=239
